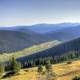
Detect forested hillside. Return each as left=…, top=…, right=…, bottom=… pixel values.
left=0, top=30, right=50, bottom=53
left=46, top=25, right=80, bottom=41
left=18, top=37, right=80, bottom=66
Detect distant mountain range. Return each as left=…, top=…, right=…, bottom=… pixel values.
left=27, top=23, right=79, bottom=33
left=27, top=23, right=80, bottom=41
left=0, top=23, right=80, bottom=53
left=45, top=25, right=80, bottom=41
left=0, top=23, right=79, bottom=33
left=3, top=23, right=80, bottom=41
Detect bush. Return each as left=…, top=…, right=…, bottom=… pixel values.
left=67, top=61, right=72, bottom=64
left=42, top=71, right=46, bottom=75
left=38, top=65, right=43, bottom=73
left=72, top=76, right=80, bottom=80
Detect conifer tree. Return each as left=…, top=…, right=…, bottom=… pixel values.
left=10, top=56, right=21, bottom=74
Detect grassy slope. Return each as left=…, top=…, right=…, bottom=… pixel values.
left=2, top=60, right=80, bottom=80
left=0, top=40, right=61, bottom=62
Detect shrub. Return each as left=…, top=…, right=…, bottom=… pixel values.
left=67, top=61, right=72, bottom=64
left=72, top=76, right=80, bottom=80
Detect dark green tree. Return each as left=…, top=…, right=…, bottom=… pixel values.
left=10, top=57, right=21, bottom=74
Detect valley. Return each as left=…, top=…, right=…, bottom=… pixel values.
left=0, top=23, right=80, bottom=80
left=1, top=0, right=80, bottom=80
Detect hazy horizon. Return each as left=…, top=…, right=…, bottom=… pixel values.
left=0, top=22, right=79, bottom=27
left=0, top=0, right=80, bottom=26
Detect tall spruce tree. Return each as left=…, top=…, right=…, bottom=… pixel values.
left=10, top=56, right=21, bottom=74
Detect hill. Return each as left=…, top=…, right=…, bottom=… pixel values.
left=0, top=30, right=50, bottom=53
left=45, top=25, right=80, bottom=41
left=19, top=37, right=80, bottom=63
left=0, top=23, right=72, bottom=33
left=1, top=23, right=80, bottom=42
left=27, top=23, right=79, bottom=33
left=0, top=40, right=61, bottom=62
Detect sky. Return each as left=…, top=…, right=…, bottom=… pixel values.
left=0, top=0, right=80, bottom=26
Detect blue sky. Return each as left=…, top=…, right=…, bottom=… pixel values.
left=0, top=0, right=80, bottom=26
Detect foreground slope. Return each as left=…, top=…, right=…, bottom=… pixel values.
left=2, top=60, right=80, bottom=80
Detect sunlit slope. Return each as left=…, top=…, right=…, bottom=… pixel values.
left=0, top=40, right=61, bottom=62
left=23, top=37, right=80, bottom=61
left=2, top=60, right=80, bottom=80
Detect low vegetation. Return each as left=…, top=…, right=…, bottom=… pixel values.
left=72, top=76, right=80, bottom=80
left=0, top=60, right=80, bottom=80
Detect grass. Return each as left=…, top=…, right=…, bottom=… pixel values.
left=2, top=60, right=80, bottom=80
left=0, top=40, right=61, bottom=62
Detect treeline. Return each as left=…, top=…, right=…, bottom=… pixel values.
left=16, top=50, right=80, bottom=69
left=4, top=48, right=80, bottom=72
left=0, top=55, right=56, bottom=80
left=20, top=37, right=80, bottom=62
left=0, top=50, right=80, bottom=79
left=0, top=57, right=21, bottom=78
